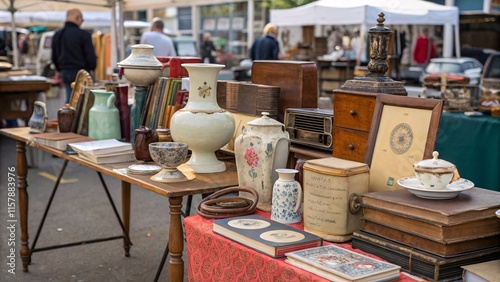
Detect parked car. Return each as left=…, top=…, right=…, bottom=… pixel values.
left=419, top=57, right=483, bottom=85
left=479, top=52, right=500, bottom=109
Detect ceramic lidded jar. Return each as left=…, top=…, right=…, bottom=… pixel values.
left=414, top=151, right=456, bottom=190
left=117, top=44, right=163, bottom=86
left=234, top=112, right=291, bottom=211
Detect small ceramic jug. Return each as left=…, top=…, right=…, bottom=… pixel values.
left=134, top=126, right=159, bottom=162
left=88, top=90, right=121, bottom=140
left=28, top=101, right=48, bottom=133
left=271, top=168, right=302, bottom=224
left=57, top=103, right=75, bottom=133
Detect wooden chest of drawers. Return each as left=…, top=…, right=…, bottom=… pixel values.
left=332, top=90, right=377, bottom=162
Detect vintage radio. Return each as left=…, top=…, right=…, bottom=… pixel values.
left=284, top=108, right=333, bottom=151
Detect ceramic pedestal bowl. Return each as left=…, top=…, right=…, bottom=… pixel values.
left=149, top=142, right=189, bottom=183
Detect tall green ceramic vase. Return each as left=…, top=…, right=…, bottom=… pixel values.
left=88, top=90, right=121, bottom=140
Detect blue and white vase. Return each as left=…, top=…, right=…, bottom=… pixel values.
left=271, top=168, right=302, bottom=224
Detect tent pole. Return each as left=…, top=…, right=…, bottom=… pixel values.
left=10, top=10, right=19, bottom=68
left=117, top=0, right=125, bottom=62
left=454, top=25, right=460, bottom=58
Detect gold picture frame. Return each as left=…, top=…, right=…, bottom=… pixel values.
left=364, top=94, right=443, bottom=192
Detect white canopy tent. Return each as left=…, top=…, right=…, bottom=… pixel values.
left=270, top=0, right=460, bottom=59
left=0, top=0, right=125, bottom=68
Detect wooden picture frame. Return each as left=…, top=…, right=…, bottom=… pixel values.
left=364, top=94, right=443, bottom=192
left=68, top=70, right=93, bottom=109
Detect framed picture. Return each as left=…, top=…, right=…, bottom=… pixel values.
left=364, top=94, right=443, bottom=192
left=68, top=70, right=93, bottom=109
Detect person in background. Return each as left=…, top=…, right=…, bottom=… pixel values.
left=200, top=32, right=216, bottom=63
left=52, top=8, right=97, bottom=103
left=140, top=17, right=177, bottom=57
left=413, top=27, right=436, bottom=66
left=250, top=23, right=280, bottom=61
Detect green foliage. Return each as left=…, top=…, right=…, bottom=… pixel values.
left=263, top=0, right=317, bottom=10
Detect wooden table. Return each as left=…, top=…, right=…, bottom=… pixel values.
left=0, top=127, right=239, bottom=281
left=0, top=79, right=51, bottom=125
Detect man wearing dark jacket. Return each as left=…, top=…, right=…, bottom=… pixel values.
left=52, top=9, right=96, bottom=103
left=250, top=23, right=280, bottom=61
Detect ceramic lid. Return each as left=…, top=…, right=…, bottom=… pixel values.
left=247, top=112, right=283, bottom=127
left=117, top=44, right=163, bottom=68
left=414, top=151, right=455, bottom=172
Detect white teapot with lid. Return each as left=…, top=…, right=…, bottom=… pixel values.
left=234, top=112, right=290, bottom=211
left=413, top=151, right=456, bottom=190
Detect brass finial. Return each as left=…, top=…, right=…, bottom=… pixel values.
left=366, top=12, right=392, bottom=77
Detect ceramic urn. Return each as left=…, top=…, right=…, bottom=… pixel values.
left=234, top=112, right=290, bottom=211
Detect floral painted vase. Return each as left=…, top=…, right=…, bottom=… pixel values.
left=271, top=169, right=302, bottom=224
left=234, top=112, right=290, bottom=211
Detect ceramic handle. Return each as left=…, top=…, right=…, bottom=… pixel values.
left=294, top=183, right=302, bottom=213
left=107, top=93, right=116, bottom=108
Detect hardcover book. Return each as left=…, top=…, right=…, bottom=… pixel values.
left=212, top=214, right=322, bottom=258
left=361, top=206, right=500, bottom=242
left=461, top=259, right=500, bottom=282
left=33, top=132, right=94, bottom=151
left=285, top=245, right=400, bottom=282
left=352, top=230, right=500, bottom=282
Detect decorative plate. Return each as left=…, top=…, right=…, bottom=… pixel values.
left=397, top=177, right=474, bottom=200
left=127, top=164, right=162, bottom=175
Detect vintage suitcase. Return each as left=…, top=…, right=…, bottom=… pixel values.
left=302, top=157, right=369, bottom=242
left=352, top=230, right=500, bottom=282
left=251, top=60, right=317, bottom=122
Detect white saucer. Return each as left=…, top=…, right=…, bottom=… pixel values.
left=127, top=164, right=162, bottom=175
left=397, top=177, right=474, bottom=200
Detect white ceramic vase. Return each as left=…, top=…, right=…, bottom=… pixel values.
left=234, top=112, right=290, bottom=211
left=170, top=63, right=235, bottom=173
left=271, top=168, right=302, bottom=224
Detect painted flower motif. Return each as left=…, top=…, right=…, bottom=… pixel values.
left=198, top=81, right=212, bottom=98
left=244, top=148, right=259, bottom=168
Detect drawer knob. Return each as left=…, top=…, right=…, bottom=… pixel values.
left=349, top=144, right=355, bottom=150
left=349, top=109, right=357, bottom=116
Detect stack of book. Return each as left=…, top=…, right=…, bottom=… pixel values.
left=33, top=132, right=94, bottom=151
left=68, top=139, right=135, bottom=164
left=353, top=188, right=500, bottom=281
left=285, top=245, right=401, bottom=282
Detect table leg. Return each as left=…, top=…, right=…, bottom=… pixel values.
left=16, top=141, right=30, bottom=272
left=121, top=181, right=131, bottom=257
left=168, top=197, right=183, bottom=282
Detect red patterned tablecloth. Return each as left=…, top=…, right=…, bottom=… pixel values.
left=185, top=210, right=422, bottom=282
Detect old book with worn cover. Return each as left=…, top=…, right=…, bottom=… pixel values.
left=361, top=219, right=500, bottom=257
left=285, top=245, right=400, bottom=282
left=33, top=132, right=94, bottom=151
left=361, top=207, right=500, bottom=242
left=212, top=214, right=322, bottom=258
left=361, top=188, right=500, bottom=225
left=352, top=230, right=500, bottom=282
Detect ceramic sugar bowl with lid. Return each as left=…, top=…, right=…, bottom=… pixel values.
left=413, top=151, right=456, bottom=190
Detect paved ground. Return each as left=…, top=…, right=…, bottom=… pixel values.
left=0, top=134, right=200, bottom=281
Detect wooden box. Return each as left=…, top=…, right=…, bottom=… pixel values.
left=302, top=157, right=369, bottom=242
left=332, top=90, right=377, bottom=162
left=251, top=60, right=317, bottom=122
left=237, top=83, right=280, bottom=120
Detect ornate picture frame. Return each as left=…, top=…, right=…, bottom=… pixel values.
left=364, top=94, right=443, bottom=192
